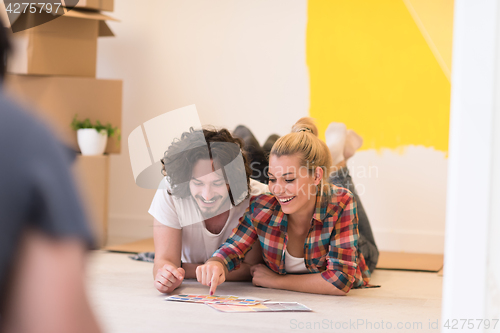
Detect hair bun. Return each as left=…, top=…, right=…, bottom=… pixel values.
left=291, top=117, right=318, bottom=136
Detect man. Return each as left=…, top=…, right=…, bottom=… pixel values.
left=0, top=18, right=101, bottom=333
left=149, top=127, right=267, bottom=293
left=325, top=122, right=379, bottom=273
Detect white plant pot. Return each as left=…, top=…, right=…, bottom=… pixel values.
left=77, top=128, right=108, bottom=156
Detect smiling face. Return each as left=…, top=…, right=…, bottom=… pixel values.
left=268, top=154, right=323, bottom=217
left=189, top=159, right=231, bottom=218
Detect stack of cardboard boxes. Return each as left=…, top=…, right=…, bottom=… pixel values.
left=4, top=2, right=122, bottom=247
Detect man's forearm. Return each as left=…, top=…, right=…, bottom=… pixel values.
left=180, top=263, right=199, bottom=279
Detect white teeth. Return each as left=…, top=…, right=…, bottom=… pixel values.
left=279, top=197, right=294, bottom=203
left=201, top=199, right=215, bottom=203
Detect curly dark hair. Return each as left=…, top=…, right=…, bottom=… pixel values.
left=161, top=127, right=252, bottom=206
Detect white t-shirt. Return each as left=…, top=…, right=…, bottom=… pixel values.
left=284, top=248, right=308, bottom=274
left=149, top=178, right=268, bottom=264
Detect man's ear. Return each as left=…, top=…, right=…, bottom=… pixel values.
left=314, top=167, right=324, bottom=186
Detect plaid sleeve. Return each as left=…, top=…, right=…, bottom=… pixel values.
left=320, top=191, right=359, bottom=293
left=212, top=205, right=258, bottom=272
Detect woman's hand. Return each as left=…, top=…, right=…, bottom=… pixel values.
left=250, top=264, right=280, bottom=288
left=154, top=263, right=185, bottom=293
left=195, top=261, right=226, bottom=295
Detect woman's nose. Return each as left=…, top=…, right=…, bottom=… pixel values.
left=272, top=183, right=284, bottom=196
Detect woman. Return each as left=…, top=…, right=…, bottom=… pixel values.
left=196, top=118, right=372, bottom=296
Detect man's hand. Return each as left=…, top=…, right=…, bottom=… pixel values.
left=250, top=264, right=280, bottom=288
left=154, top=263, right=185, bottom=293
left=195, top=261, right=226, bottom=295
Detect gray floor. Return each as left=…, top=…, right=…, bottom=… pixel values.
left=87, top=251, right=443, bottom=333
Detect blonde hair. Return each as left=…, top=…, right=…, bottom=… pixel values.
left=270, top=117, right=332, bottom=186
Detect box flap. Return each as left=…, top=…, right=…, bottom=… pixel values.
left=65, top=0, right=114, bottom=13
left=98, top=20, right=114, bottom=37
left=63, top=8, right=118, bottom=22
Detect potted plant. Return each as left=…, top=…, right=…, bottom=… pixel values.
left=71, top=115, right=120, bottom=156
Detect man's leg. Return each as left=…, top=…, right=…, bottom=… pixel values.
left=233, top=125, right=269, bottom=183
left=330, top=165, right=379, bottom=273
left=262, top=134, right=280, bottom=156
left=326, top=122, right=379, bottom=273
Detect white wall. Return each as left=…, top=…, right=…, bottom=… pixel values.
left=96, top=0, right=309, bottom=242
left=442, top=0, right=500, bottom=328
left=350, top=146, right=447, bottom=254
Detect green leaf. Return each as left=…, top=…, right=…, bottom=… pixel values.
left=70, top=115, right=121, bottom=141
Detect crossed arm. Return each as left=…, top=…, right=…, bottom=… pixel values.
left=153, top=219, right=263, bottom=293
left=194, top=201, right=356, bottom=296
left=197, top=257, right=346, bottom=296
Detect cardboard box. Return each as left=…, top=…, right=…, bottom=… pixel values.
left=72, top=154, right=109, bottom=248
left=67, top=0, right=114, bottom=12
left=7, top=7, right=116, bottom=77
left=5, top=74, right=122, bottom=154
left=376, top=251, right=444, bottom=272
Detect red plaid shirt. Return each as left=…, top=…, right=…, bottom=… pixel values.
left=213, top=184, right=372, bottom=293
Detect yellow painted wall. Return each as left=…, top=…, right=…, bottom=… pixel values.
left=306, top=0, right=452, bottom=152
left=403, top=0, right=454, bottom=80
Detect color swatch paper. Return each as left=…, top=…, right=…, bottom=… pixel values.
left=165, top=294, right=264, bottom=305
left=208, top=302, right=312, bottom=313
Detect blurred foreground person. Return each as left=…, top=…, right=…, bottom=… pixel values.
left=0, top=19, right=102, bottom=333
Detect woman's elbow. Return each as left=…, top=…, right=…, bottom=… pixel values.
left=328, top=287, right=347, bottom=296
left=320, top=272, right=349, bottom=296
left=320, top=278, right=348, bottom=296
left=335, top=289, right=347, bottom=296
